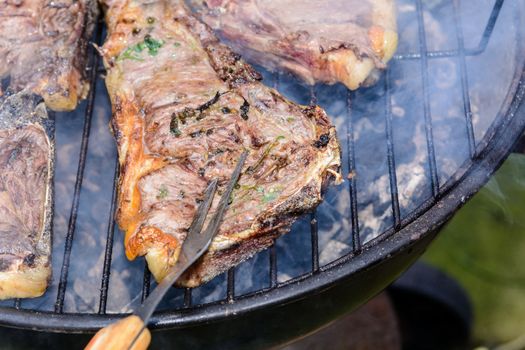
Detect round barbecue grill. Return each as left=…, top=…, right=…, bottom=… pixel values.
left=1, top=0, right=524, bottom=348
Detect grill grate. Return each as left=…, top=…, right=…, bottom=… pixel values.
left=1, top=0, right=523, bottom=330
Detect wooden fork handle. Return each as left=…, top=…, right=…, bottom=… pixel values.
left=85, top=315, right=151, bottom=350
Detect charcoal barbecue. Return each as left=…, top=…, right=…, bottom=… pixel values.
left=0, top=0, right=524, bottom=349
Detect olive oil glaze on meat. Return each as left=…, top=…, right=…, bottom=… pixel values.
left=100, top=0, right=341, bottom=287
left=0, top=93, right=54, bottom=299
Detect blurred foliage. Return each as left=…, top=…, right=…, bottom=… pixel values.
left=424, top=153, right=525, bottom=347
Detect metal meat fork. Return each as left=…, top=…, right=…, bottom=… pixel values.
left=86, top=151, right=248, bottom=350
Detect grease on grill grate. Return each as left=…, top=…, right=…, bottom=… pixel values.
left=3, top=0, right=522, bottom=317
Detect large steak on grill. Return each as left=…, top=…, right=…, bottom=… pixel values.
left=188, top=0, right=398, bottom=90
left=100, top=0, right=341, bottom=287
left=0, top=92, right=54, bottom=299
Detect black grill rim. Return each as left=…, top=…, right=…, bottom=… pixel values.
left=0, top=0, right=524, bottom=332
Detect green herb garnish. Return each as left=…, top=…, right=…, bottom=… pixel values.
left=238, top=185, right=281, bottom=203
left=157, top=184, right=169, bottom=200
left=117, top=46, right=145, bottom=61
left=262, top=189, right=281, bottom=203
left=117, top=35, right=164, bottom=61
left=246, top=135, right=285, bottom=174
left=144, top=35, right=164, bottom=55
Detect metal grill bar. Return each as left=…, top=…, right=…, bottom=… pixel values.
left=269, top=245, right=278, bottom=288
left=141, top=266, right=152, bottom=302
left=308, top=86, right=321, bottom=272
left=384, top=70, right=402, bottom=230
left=183, top=288, right=192, bottom=308
left=54, top=22, right=103, bottom=314
left=227, top=269, right=235, bottom=302
left=310, top=213, right=320, bottom=272
left=346, top=93, right=361, bottom=252
left=474, top=0, right=505, bottom=56
left=98, top=163, right=120, bottom=314
left=394, top=50, right=466, bottom=60
left=415, top=0, right=440, bottom=198
left=394, top=0, right=504, bottom=61
left=453, top=0, right=476, bottom=158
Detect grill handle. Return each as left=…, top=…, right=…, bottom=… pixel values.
left=84, top=315, right=150, bottom=350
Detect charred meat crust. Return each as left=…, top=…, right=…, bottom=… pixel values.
left=0, top=0, right=98, bottom=111
left=0, top=92, right=54, bottom=299
left=179, top=229, right=282, bottom=288
left=101, top=0, right=341, bottom=286
left=171, top=10, right=262, bottom=86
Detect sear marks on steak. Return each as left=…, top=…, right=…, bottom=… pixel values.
left=188, top=0, right=398, bottom=90
left=0, top=0, right=97, bottom=111
left=101, top=0, right=341, bottom=287
left=0, top=92, right=54, bottom=299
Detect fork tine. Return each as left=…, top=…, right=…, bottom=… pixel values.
left=130, top=151, right=249, bottom=328
left=188, top=179, right=218, bottom=236
left=200, top=151, right=248, bottom=244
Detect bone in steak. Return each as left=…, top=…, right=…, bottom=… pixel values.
left=0, top=0, right=97, bottom=111
left=0, top=92, right=54, bottom=299
left=100, top=0, right=341, bottom=287
left=189, top=0, right=398, bottom=90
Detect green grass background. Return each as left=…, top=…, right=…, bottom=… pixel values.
left=424, top=153, right=525, bottom=347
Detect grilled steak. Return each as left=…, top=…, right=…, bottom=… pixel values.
left=0, top=0, right=97, bottom=111
left=100, top=0, right=341, bottom=287
left=189, top=0, right=398, bottom=90
left=0, top=92, right=53, bottom=299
